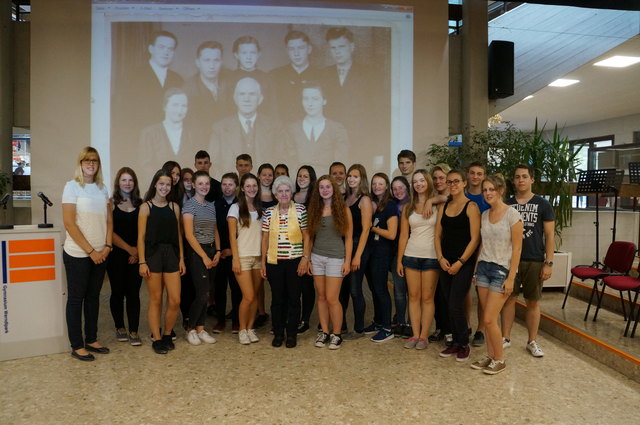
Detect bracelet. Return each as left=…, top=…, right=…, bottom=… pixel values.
left=458, top=257, right=466, bottom=264
left=88, top=249, right=95, bottom=255
left=105, top=244, right=112, bottom=249
left=139, top=262, right=146, bottom=265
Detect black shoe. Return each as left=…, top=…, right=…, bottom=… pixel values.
left=272, top=335, right=284, bottom=347
left=472, top=331, right=485, bottom=347
left=255, top=314, right=269, bottom=329
left=297, top=321, right=309, bottom=334
left=170, top=329, right=177, bottom=341
left=402, top=325, right=413, bottom=339
left=428, top=329, right=444, bottom=343
left=152, top=340, right=168, bottom=354
left=162, top=334, right=175, bottom=350
left=285, top=336, right=297, bottom=348
left=71, top=350, right=95, bottom=361
left=85, top=345, right=110, bottom=354
left=317, top=323, right=322, bottom=332
left=207, top=305, right=216, bottom=317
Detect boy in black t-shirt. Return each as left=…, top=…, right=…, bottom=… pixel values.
left=501, top=164, right=555, bottom=357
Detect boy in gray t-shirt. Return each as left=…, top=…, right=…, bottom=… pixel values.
left=501, top=164, right=555, bottom=358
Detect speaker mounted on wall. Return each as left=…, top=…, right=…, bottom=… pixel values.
left=488, top=40, right=514, bottom=99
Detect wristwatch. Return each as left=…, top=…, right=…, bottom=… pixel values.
left=544, top=261, right=553, bottom=266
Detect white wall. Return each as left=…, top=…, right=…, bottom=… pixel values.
left=560, top=210, right=639, bottom=268
left=543, top=113, right=640, bottom=144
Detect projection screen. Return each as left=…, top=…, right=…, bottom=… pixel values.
left=92, top=1, right=413, bottom=185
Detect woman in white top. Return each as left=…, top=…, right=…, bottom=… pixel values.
left=228, top=173, right=264, bottom=344
left=471, top=175, right=522, bottom=375
left=62, top=147, right=113, bottom=361
left=397, top=170, right=439, bottom=350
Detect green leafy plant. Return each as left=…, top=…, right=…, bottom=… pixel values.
left=0, top=171, right=10, bottom=197
left=426, top=120, right=582, bottom=247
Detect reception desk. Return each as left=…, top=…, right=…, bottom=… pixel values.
left=0, top=226, right=68, bottom=361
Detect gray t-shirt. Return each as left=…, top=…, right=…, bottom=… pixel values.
left=507, top=195, right=555, bottom=262
left=478, top=207, right=522, bottom=270
left=312, top=216, right=345, bottom=259
left=182, top=197, right=217, bottom=245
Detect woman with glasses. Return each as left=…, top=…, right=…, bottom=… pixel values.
left=62, top=147, right=112, bottom=361
left=434, top=170, right=481, bottom=362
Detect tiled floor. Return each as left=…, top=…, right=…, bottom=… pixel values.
left=1, top=285, right=640, bottom=424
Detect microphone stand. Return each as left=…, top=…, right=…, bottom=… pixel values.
left=38, top=197, right=53, bottom=228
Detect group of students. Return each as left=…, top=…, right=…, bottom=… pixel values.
left=62, top=147, right=554, bottom=375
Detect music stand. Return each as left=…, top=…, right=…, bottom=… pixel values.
left=576, top=169, right=617, bottom=267
left=603, top=170, right=624, bottom=242
left=628, top=162, right=640, bottom=184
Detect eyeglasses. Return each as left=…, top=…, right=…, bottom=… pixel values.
left=82, top=159, right=99, bottom=164
left=446, top=179, right=462, bottom=186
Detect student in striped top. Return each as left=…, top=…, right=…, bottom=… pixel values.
left=261, top=176, right=310, bottom=348
left=182, top=171, right=221, bottom=346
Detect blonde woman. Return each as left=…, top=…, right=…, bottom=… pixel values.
left=62, top=147, right=113, bottom=361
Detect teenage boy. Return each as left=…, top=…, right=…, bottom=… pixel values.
left=394, top=149, right=416, bottom=178
left=501, top=164, right=554, bottom=357
left=194, top=150, right=222, bottom=202
left=235, top=154, right=253, bottom=178
left=212, top=173, right=242, bottom=334
left=465, top=161, right=489, bottom=346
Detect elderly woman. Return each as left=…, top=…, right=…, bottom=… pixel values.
left=261, top=176, right=310, bottom=348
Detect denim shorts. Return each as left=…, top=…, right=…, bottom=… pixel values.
left=475, top=261, right=509, bottom=293
left=311, top=253, right=345, bottom=278
left=402, top=256, right=439, bottom=272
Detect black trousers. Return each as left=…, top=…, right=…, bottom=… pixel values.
left=188, top=245, right=217, bottom=328
left=106, top=251, right=142, bottom=332
left=433, top=278, right=450, bottom=334
left=267, top=258, right=302, bottom=337
left=214, top=256, right=241, bottom=325
left=63, top=252, right=107, bottom=350
left=439, top=261, right=474, bottom=346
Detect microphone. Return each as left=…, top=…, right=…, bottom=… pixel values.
left=38, top=192, right=53, bottom=207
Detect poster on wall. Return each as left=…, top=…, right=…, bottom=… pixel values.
left=92, top=1, right=413, bottom=185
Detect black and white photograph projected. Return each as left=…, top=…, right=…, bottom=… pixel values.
left=92, top=1, right=413, bottom=185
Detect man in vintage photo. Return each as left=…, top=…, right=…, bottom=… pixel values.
left=209, top=77, right=279, bottom=171
left=183, top=41, right=229, bottom=141
left=270, top=30, right=320, bottom=124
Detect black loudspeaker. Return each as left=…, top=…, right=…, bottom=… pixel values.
left=488, top=40, right=514, bottom=99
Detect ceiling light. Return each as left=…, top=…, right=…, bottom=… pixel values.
left=593, top=55, right=640, bottom=68
left=523, top=95, right=534, bottom=100
left=549, top=79, right=579, bottom=87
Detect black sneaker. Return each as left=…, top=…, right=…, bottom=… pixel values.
left=402, top=325, right=413, bottom=339
left=254, top=314, right=269, bottom=329
left=471, top=331, right=485, bottom=347
left=445, top=333, right=453, bottom=347
left=315, top=332, right=330, bottom=348
left=363, top=323, right=380, bottom=335
left=328, top=334, right=343, bottom=350
left=162, top=334, right=175, bottom=350
left=152, top=340, right=168, bottom=354
left=285, top=336, right=297, bottom=348
left=317, top=323, right=322, bottom=332
left=297, top=321, right=309, bottom=334
left=428, top=329, right=444, bottom=343
left=170, top=329, right=177, bottom=341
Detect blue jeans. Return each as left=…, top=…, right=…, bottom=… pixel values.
left=349, top=238, right=371, bottom=333
left=391, top=254, right=408, bottom=326
left=365, top=245, right=392, bottom=330
left=64, top=251, right=107, bottom=350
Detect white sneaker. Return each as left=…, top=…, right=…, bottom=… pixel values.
left=527, top=340, right=544, bottom=357
left=197, top=330, right=217, bottom=344
left=187, top=330, right=201, bottom=346
left=238, top=329, right=251, bottom=345
left=502, top=337, right=511, bottom=349
left=247, top=329, right=259, bottom=343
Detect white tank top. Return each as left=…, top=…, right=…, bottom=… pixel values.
left=404, top=208, right=437, bottom=259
